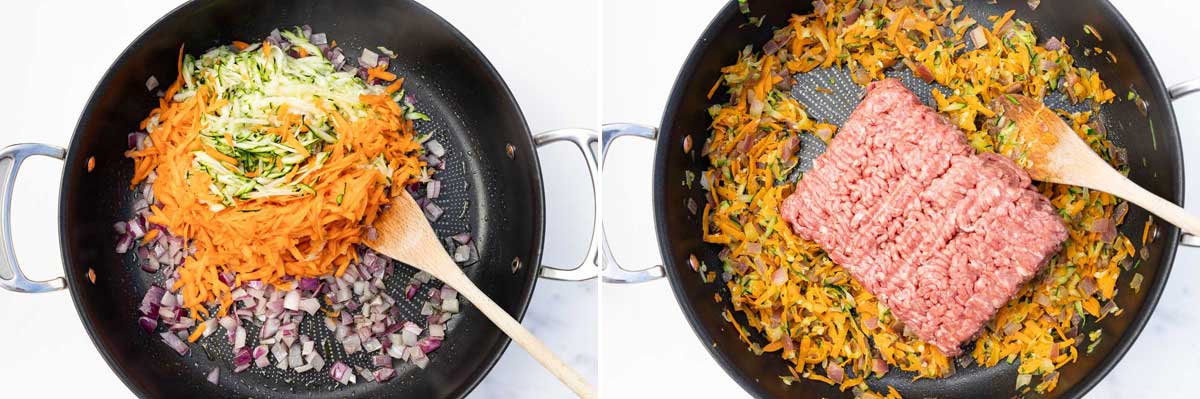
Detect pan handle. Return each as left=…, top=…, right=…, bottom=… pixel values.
left=600, top=123, right=665, bottom=283
left=1168, top=80, right=1200, bottom=247
left=0, top=143, right=67, bottom=293
left=533, top=128, right=601, bottom=281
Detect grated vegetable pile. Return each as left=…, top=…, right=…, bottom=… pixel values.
left=126, top=30, right=426, bottom=320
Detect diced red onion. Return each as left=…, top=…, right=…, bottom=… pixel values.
left=288, top=343, right=304, bottom=369
left=771, top=267, right=788, bottom=286
left=234, top=326, right=247, bottom=349
left=138, top=316, right=158, bottom=333
left=1045, top=37, right=1064, bottom=51
left=813, top=0, right=828, bottom=15
left=218, top=315, right=237, bottom=331
left=374, top=367, right=396, bottom=382
left=141, top=285, right=164, bottom=308
left=159, top=291, right=177, bottom=308
left=160, top=332, right=189, bottom=356
left=283, top=289, right=301, bottom=311
left=429, top=323, right=445, bottom=339
left=426, top=180, right=442, bottom=199
left=842, top=6, right=861, bottom=25
left=343, top=335, right=363, bottom=355
left=872, top=358, right=889, bottom=375
left=146, top=76, right=160, bottom=92
left=426, top=139, right=445, bottom=157
left=441, top=298, right=460, bottom=313
left=206, top=367, right=219, bottom=384
left=308, top=351, right=325, bottom=371
left=299, top=277, right=320, bottom=291
left=330, top=361, right=352, bottom=384
left=451, top=232, right=472, bottom=245
left=249, top=344, right=269, bottom=364
left=423, top=202, right=443, bottom=222
left=168, top=317, right=195, bottom=332
left=298, top=298, right=321, bottom=315
left=359, top=48, right=379, bottom=69
left=233, top=347, right=253, bottom=369
left=116, top=234, right=134, bottom=254
left=310, top=33, right=327, bottom=45
left=129, top=219, right=146, bottom=238
left=417, top=338, right=442, bottom=354
left=826, top=362, right=845, bottom=383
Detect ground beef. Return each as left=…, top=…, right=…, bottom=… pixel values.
left=780, top=79, right=1068, bottom=355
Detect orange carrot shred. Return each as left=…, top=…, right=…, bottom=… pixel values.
left=129, top=38, right=427, bottom=320
left=142, top=228, right=161, bottom=245
left=187, top=321, right=208, bottom=342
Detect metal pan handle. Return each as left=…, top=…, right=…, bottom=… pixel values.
left=0, top=143, right=67, bottom=293
left=600, top=123, right=665, bottom=283
left=1168, top=80, right=1200, bottom=247
left=533, top=128, right=601, bottom=281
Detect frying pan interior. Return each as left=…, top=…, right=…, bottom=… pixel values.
left=59, top=1, right=542, bottom=397
left=657, top=0, right=1182, bottom=398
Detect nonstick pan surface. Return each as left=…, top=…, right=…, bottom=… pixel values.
left=652, top=1, right=1184, bottom=398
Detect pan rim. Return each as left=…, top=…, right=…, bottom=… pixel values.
left=56, top=0, right=544, bottom=397
left=651, top=0, right=1183, bottom=398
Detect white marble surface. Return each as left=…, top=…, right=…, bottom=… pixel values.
left=601, top=0, right=1200, bottom=398
left=0, top=1, right=597, bottom=398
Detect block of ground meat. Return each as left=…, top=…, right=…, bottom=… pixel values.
left=780, top=79, right=1067, bottom=355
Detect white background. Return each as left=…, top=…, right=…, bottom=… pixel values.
left=601, top=0, right=1200, bottom=398
left=0, top=1, right=597, bottom=399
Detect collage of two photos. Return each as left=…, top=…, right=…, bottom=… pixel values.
left=3, top=0, right=1200, bottom=398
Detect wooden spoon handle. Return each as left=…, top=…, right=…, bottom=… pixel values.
left=439, top=269, right=597, bottom=399
left=1106, top=175, right=1200, bottom=236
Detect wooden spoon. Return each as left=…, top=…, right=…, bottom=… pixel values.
left=996, top=94, right=1200, bottom=235
left=366, top=190, right=597, bottom=399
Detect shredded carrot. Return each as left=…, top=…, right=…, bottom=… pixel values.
left=1142, top=216, right=1153, bottom=245
left=367, top=66, right=397, bottom=82
left=232, top=41, right=250, bottom=51
left=385, top=78, right=405, bottom=95
left=296, top=46, right=308, bottom=58
left=142, top=228, right=161, bottom=245
left=87, top=156, right=96, bottom=172
left=187, top=321, right=208, bottom=342
left=128, top=38, right=426, bottom=322
left=262, top=40, right=271, bottom=58
left=707, top=77, right=722, bottom=99
left=992, top=10, right=1015, bottom=36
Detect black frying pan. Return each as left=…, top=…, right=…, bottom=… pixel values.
left=0, top=0, right=598, bottom=397
left=605, top=0, right=1195, bottom=397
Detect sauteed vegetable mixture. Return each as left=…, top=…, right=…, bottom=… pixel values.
left=696, top=1, right=1148, bottom=396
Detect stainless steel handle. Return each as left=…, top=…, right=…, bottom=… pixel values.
left=0, top=143, right=67, bottom=293
left=533, top=128, right=601, bottom=281
left=1169, top=79, right=1200, bottom=100
left=1168, top=80, right=1200, bottom=247
left=600, top=123, right=665, bottom=283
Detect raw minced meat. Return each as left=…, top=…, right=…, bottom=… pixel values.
left=781, top=79, right=1068, bottom=355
